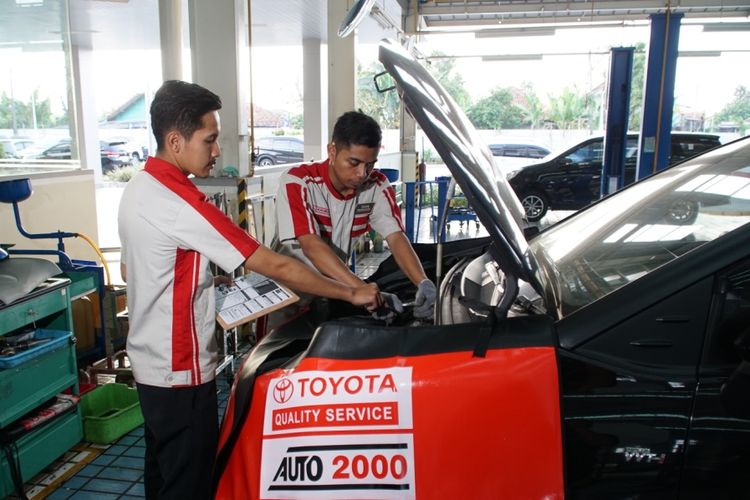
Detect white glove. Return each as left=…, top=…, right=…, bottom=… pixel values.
left=371, top=292, right=404, bottom=321
left=414, top=279, right=437, bottom=319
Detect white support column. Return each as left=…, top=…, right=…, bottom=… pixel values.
left=399, top=1, right=418, bottom=182
left=188, top=0, right=250, bottom=177
left=69, top=45, right=102, bottom=186
left=303, top=38, right=326, bottom=161
left=158, top=0, right=183, bottom=81
left=327, top=0, right=357, bottom=134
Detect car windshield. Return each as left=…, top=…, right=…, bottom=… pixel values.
left=530, top=137, right=750, bottom=318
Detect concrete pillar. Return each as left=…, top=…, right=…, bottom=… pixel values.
left=303, top=38, right=326, bottom=161
left=158, top=0, right=183, bottom=81
left=188, top=0, right=250, bottom=177
left=327, top=0, right=357, bottom=134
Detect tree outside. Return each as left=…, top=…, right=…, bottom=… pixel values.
left=714, top=86, right=750, bottom=135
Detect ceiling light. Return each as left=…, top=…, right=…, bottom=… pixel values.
left=702, top=22, right=750, bottom=32
left=475, top=27, right=556, bottom=38
left=678, top=50, right=722, bottom=57
left=482, top=54, right=544, bottom=62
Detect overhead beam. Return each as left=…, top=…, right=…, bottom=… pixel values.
left=419, top=0, right=750, bottom=16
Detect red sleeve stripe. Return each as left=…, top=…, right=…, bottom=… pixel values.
left=286, top=183, right=316, bottom=237
left=384, top=186, right=405, bottom=231
left=146, top=163, right=259, bottom=259
left=172, top=249, right=201, bottom=384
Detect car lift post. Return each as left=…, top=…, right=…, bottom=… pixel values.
left=601, top=46, right=633, bottom=197
left=637, top=12, right=683, bottom=180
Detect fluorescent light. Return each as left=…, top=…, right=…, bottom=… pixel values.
left=482, top=54, right=543, bottom=62
left=370, top=4, right=402, bottom=33
left=678, top=50, right=722, bottom=57
left=702, top=22, right=750, bottom=32
left=475, top=27, right=556, bottom=38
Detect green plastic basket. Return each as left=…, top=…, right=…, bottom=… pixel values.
left=80, top=383, right=143, bottom=444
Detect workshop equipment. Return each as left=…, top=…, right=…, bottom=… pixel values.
left=0, top=178, right=110, bottom=282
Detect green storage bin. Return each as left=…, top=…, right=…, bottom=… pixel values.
left=80, top=383, right=143, bottom=444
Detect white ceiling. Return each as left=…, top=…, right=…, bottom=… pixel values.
left=0, top=0, right=747, bottom=52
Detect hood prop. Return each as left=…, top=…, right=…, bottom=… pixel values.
left=433, top=177, right=459, bottom=324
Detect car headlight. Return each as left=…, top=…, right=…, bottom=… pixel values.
left=506, top=169, right=520, bottom=180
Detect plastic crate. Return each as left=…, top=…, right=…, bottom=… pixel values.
left=80, top=383, right=143, bottom=444
left=0, top=329, right=72, bottom=369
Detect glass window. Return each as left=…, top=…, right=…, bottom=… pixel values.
left=0, top=1, right=80, bottom=177
left=532, top=139, right=750, bottom=316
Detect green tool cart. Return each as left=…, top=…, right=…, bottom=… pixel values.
left=0, top=275, right=83, bottom=498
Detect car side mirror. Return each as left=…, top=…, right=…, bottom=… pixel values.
left=559, top=157, right=574, bottom=168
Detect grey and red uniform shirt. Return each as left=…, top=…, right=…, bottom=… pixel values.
left=118, top=157, right=259, bottom=388
left=274, top=159, right=404, bottom=266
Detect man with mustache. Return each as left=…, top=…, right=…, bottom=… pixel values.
left=268, top=110, right=437, bottom=331
left=117, top=81, right=381, bottom=500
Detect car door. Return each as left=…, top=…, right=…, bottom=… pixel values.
left=545, top=138, right=603, bottom=209
left=680, top=258, right=750, bottom=498
left=559, top=276, right=711, bottom=498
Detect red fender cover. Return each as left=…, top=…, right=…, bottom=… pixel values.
left=216, top=346, right=563, bottom=499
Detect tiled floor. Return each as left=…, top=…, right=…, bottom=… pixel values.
left=11, top=375, right=236, bottom=500
left=13, top=206, right=565, bottom=500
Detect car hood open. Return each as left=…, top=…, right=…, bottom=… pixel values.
left=378, top=39, right=541, bottom=286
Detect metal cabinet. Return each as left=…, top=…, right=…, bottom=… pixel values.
left=0, top=276, right=83, bottom=498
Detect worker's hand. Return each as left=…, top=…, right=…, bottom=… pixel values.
left=414, top=279, right=437, bottom=319
left=214, top=275, right=233, bottom=287
left=350, top=283, right=381, bottom=309
left=371, top=292, right=404, bottom=321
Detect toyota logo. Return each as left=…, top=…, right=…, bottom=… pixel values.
left=273, top=377, right=294, bottom=404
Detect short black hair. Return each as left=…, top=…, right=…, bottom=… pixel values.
left=150, top=80, right=222, bottom=150
left=331, top=111, right=381, bottom=150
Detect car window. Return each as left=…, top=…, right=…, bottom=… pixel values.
left=527, top=146, right=550, bottom=158
left=289, top=139, right=304, bottom=154
left=565, top=140, right=603, bottom=165
left=670, top=136, right=721, bottom=164
left=532, top=139, right=750, bottom=317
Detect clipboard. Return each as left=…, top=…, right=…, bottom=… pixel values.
left=215, top=273, right=298, bottom=330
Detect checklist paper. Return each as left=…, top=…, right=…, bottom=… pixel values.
left=215, top=273, right=298, bottom=330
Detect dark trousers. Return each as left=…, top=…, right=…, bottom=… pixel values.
left=136, top=380, right=218, bottom=500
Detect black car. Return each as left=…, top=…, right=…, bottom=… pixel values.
left=508, top=132, right=722, bottom=221
left=27, top=139, right=132, bottom=173
left=488, top=142, right=550, bottom=159
left=213, top=39, right=750, bottom=500
left=252, top=136, right=304, bottom=166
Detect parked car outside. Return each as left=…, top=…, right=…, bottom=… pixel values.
left=213, top=38, right=750, bottom=500
left=252, top=136, right=304, bottom=166
left=488, top=142, right=551, bottom=176
left=104, top=136, right=149, bottom=163
left=24, top=138, right=132, bottom=172
left=0, top=137, right=35, bottom=159
left=508, top=132, right=722, bottom=221
left=488, top=142, right=550, bottom=159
